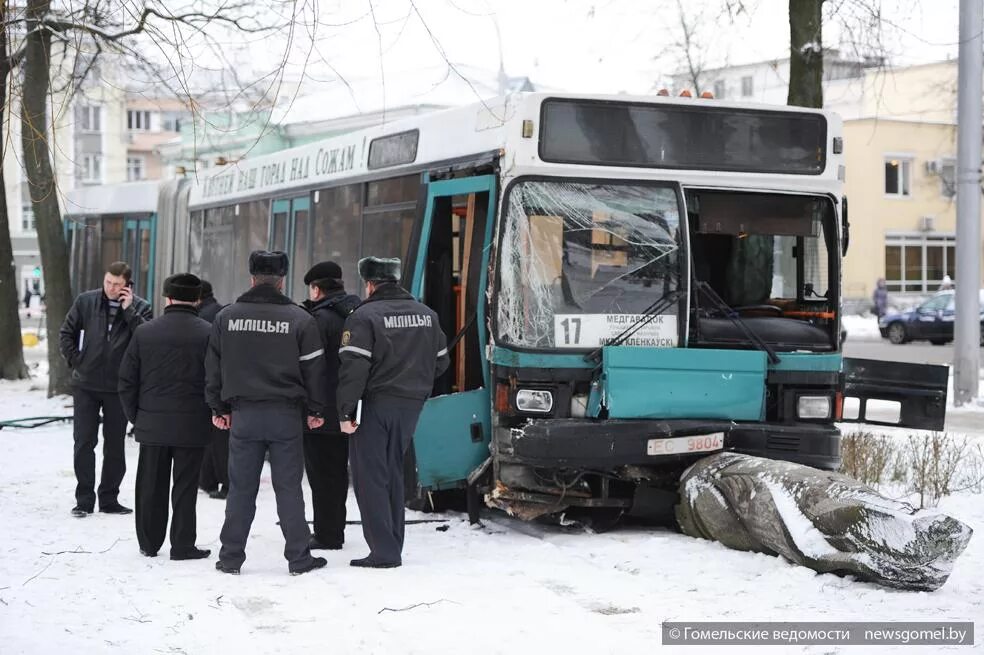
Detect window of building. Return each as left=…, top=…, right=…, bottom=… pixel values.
left=884, top=233, right=955, bottom=292
left=78, top=105, right=101, bottom=132
left=127, top=110, right=151, bottom=131
left=78, top=154, right=102, bottom=184
left=741, top=75, right=754, bottom=97
left=21, top=204, right=35, bottom=232
left=126, top=157, right=145, bottom=181
left=162, top=113, right=183, bottom=132
left=713, top=79, right=726, bottom=99
left=939, top=158, right=956, bottom=199
left=884, top=158, right=912, bottom=197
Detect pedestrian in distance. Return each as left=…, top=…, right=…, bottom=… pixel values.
left=196, top=279, right=229, bottom=500
left=59, top=261, right=152, bottom=517
left=205, top=250, right=330, bottom=576
left=873, top=277, right=888, bottom=319
left=301, top=261, right=361, bottom=551
left=118, top=273, right=213, bottom=561
left=336, top=257, right=449, bottom=569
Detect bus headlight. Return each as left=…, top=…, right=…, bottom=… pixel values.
left=515, top=389, right=553, bottom=413
left=797, top=395, right=832, bottom=420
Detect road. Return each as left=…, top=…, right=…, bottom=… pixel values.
left=843, top=335, right=955, bottom=366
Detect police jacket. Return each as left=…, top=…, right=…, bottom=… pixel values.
left=58, top=289, right=153, bottom=392
left=205, top=284, right=328, bottom=415
left=117, top=304, right=213, bottom=447
left=302, top=290, right=361, bottom=431
left=336, top=283, right=449, bottom=422
left=198, top=295, right=224, bottom=324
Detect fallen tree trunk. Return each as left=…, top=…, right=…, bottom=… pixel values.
left=676, top=452, right=972, bottom=591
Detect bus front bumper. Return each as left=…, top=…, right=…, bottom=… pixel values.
left=507, top=418, right=841, bottom=471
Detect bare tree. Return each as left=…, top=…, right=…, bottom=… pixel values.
left=16, top=0, right=278, bottom=396
left=672, top=0, right=711, bottom=95
left=0, top=3, right=29, bottom=380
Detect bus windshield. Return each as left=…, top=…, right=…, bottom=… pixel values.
left=497, top=181, right=682, bottom=349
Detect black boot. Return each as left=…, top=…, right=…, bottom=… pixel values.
left=208, top=486, right=228, bottom=500
left=350, top=556, right=401, bottom=569
left=289, top=557, right=327, bottom=576
left=71, top=505, right=93, bottom=518
left=99, top=503, right=133, bottom=515
left=309, top=535, right=343, bottom=551
left=171, top=547, right=211, bottom=561
left=215, top=560, right=240, bottom=575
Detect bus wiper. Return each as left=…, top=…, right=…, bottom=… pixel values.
left=695, top=281, right=781, bottom=365
left=584, top=287, right=684, bottom=363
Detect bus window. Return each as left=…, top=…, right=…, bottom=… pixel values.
left=313, top=184, right=362, bottom=294
left=498, top=181, right=681, bottom=349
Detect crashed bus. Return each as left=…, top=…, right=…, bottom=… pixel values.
left=66, top=92, right=949, bottom=523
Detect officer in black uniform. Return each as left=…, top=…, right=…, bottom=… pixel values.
left=301, top=261, right=361, bottom=550
left=197, top=279, right=229, bottom=499
left=205, top=251, right=330, bottom=576
left=336, top=257, right=449, bottom=568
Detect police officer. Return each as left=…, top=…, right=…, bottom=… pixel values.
left=196, top=279, right=229, bottom=499
left=301, top=261, right=360, bottom=550
left=59, top=261, right=152, bottom=517
left=205, top=251, right=330, bottom=576
left=336, top=257, right=449, bottom=568
left=118, top=273, right=212, bottom=560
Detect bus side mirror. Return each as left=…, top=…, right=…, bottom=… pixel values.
left=841, top=196, right=850, bottom=256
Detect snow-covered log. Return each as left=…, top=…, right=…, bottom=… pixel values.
left=676, top=452, right=973, bottom=591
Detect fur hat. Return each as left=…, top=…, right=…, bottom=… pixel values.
left=200, top=280, right=214, bottom=299
left=249, top=250, right=288, bottom=277
left=163, top=273, right=202, bottom=302
left=358, top=256, right=401, bottom=282
left=303, top=261, right=343, bottom=286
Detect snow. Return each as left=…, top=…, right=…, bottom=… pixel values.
left=1, top=379, right=983, bottom=654
left=760, top=480, right=838, bottom=559
left=841, top=314, right=882, bottom=341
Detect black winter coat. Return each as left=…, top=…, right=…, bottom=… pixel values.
left=59, top=289, right=153, bottom=392
left=205, top=284, right=328, bottom=415
left=302, top=290, right=361, bottom=431
left=117, top=305, right=213, bottom=447
left=198, top=296, right=224, bottom=324
left=336, top=283, right=449, bottom=421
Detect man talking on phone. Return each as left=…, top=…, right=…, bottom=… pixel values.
left=60, top=261, right=152, bottom=517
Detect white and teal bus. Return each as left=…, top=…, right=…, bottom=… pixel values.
left=69, top=92, right=948, bottom=522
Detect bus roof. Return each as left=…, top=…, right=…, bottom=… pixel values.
left=179, top=92, right=840, bottom=209
left=64, top=180, right=161, bottom=216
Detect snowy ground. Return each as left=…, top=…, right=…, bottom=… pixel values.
left=1, top=375, right=982, bottom=654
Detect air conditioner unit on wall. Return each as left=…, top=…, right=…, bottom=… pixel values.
left=924, top=160, right=940, bottom=175
left=918, top=215, right=936, bottom=232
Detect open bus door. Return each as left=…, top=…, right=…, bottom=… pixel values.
left=840, top=358, right=948, bottom=430
left=405, top=175, right=497, bottom=508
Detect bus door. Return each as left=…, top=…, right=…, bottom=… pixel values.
left=123, top=216, right=155, bottom=297
left=408, top=175, right=497, bottom=493
left=270, top=196, right=311, bottom=297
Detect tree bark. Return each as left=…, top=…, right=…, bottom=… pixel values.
left=787, top=0, right=824, bottom=108
left=21, top=0, right=72, bottom=395
left=0, top=3, right=29, bottom=380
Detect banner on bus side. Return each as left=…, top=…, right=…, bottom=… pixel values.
left=553, top=314, right=678, bottom=348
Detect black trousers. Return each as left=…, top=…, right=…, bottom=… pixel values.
left=303, top=432, right=349, bottom=545
left=349, top=398, right=424, bottom=564
left=73, top=387, right=128, bottom=509
left=219, top=403, right=314, bottom=572
left=135, top=445, right=205, bottom=556
left=199, top=426, right=229, bottom=491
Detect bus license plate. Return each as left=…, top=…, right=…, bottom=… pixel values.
left=646, top=433, right=724, bottom=456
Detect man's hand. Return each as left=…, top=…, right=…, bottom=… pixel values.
left=339, top=420, right=358, bottom=435
left=118, top=286, right=133, bottom=310
left=307, top=415, right=325, bottom=430
left=212, top=414, right=231, bottom=430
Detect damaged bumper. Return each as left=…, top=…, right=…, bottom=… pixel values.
left=507, top=418, right=841, bottom=471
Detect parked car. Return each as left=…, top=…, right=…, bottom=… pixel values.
left=878, top=289, right=984, bottom=345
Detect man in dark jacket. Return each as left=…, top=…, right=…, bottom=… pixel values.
left=301, top=261, right=361, bottom=550
left=337, top=257, right=449, bottom=568
left=59, top=261, right=152, bottom=517
left=118, top=274, right=213, bottom=560
left=196, top=279, right=229, bottom=499
left=205, top=250, right=330, bottom=576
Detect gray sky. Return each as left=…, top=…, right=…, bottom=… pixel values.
left=206, top=0, right=961, bottom=108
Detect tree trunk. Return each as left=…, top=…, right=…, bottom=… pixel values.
left=22, top=0, right=72, bottom=395
left=0, top=4, right=30, bottom=380
left=787, top=0, right=824, bottom=108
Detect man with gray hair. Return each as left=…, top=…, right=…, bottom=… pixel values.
left=336, top=256, right=449, bottom=568
left=205, top=250, right=329, bottom=576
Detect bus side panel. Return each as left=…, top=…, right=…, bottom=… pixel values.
left=413, top=388, right=491, bottom=490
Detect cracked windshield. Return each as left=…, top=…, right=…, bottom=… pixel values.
left=497, top=181, right=681, bottom=349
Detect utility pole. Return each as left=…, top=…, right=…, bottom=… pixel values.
left=954, top=0, right=983, bottom=405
